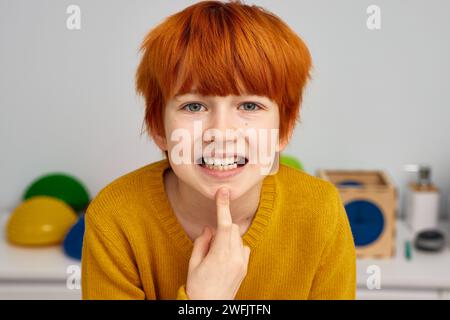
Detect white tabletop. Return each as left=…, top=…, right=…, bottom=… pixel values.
left=0, top=212, right=80, bottom=281
left=356, top=220, right=450, bottom=289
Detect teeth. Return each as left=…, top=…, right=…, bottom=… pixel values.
left=204, top=157, right=238, bottom=166
left=201, top=156, right=245, bottom=171
left=205, top=163, right=238, bottom=171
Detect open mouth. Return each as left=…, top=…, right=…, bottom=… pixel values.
left=198, top=156, right=249, bottom=171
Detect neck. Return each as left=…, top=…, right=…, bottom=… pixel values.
left=164, top=168, right=262, bottom=236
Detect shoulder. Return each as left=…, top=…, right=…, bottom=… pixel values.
left=85, top=159, right=168, bottom=226
left=276, top=164, right=340, bottom=206
left=275, top=164, right=343, bottom=235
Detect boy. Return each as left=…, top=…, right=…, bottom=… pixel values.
left=81, top=0, right=356, bottom=300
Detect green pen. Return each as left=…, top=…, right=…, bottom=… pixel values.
left=405, top=240, right=412, bottom=260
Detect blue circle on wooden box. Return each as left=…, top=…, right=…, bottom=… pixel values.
left=63, top=215, right=85, bottom=260
left=345, top=200, right=384, bottom=247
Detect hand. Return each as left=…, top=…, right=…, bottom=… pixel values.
left=185, top=187, right=251, bottom=300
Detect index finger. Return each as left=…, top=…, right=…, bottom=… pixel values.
left=216, top=187, right=232, bottom=229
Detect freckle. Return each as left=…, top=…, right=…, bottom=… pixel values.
left=245, top=122, right=248, bottom=126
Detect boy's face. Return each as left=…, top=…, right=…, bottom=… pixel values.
left=158, top=92, right=286, bottom=201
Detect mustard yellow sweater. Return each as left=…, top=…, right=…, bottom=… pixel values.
left=81, top=158, right=356, bottom=299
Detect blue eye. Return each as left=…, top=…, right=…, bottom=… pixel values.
left=182, top=102, right=261, bottom=112
left=240, top=102, right=261, bottom=111
left=182, top=103, right=205, bottom=112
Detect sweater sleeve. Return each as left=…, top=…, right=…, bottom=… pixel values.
left=81, top=211, right=147, bottom=299
left=307, top=187, right=357, bottom=300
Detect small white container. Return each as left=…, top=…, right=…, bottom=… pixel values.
left=406, top=185, right=440, bottom=233
left=404, top=164, right=440, bottom=236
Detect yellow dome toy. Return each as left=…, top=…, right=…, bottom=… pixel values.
left=7, top=196, right=78, bottom=246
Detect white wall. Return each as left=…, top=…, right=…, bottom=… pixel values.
left=1, top=0, right=449, bottom=219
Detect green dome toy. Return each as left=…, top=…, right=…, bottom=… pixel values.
left=280, top=154, right=304, bottom=171
left=23, top=173, right=90, bottom=212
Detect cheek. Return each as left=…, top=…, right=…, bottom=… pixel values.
left=165, top=121, right=198, bottom=152
left=243, top=112, right=279, bottom=130
left=165, top=119, right=193, bottom=135
left=164, top=109, right=198, bottom=134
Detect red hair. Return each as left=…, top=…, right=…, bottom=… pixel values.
left=135, top=0, right=312, bottom=149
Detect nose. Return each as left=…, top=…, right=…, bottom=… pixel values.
left=203, top=104, right=238, bottom=147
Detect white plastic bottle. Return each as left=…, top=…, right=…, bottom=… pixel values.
left=404, top=164, right=440, bottom=235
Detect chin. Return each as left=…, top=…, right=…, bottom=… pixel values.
left=200, top=183, right=240, bottom=201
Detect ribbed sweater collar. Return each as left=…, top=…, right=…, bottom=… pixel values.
left=144, top=158, right=279, bottom=257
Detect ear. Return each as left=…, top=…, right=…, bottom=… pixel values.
left=277, top=135, right=289, bottom=154
left=153, top=133, right=168, bottom=153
